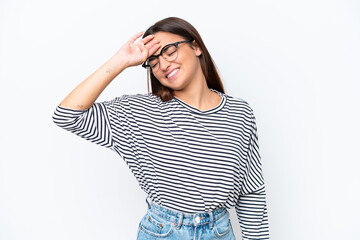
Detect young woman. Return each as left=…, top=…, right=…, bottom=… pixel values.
left=53, top=17, right=270, bottom=240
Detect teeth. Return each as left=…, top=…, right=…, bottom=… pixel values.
left=167, top=69, right=179, bottom=78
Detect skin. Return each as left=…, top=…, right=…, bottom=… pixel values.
left=151, top=31, right=222, bottom=111
left=59, top=31, right=221, bottom=111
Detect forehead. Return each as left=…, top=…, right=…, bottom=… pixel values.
left=153, top=31, right=186, bottom=55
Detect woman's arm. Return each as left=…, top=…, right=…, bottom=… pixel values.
left=235, top=106, right=270, bottom=239
left=59, top=32, right=160, bottom=110
left=235, top=186, right=269, bottom=240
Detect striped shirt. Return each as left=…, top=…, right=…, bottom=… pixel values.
left=53, top=89, right=269, bottom=239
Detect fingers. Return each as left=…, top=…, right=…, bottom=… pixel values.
left=138, top=41, right=147, bottom=52
left=140, top=35, right=160, bottom=57
left=129, top=31, right=156, bottom=45
left=141, top=34, right=156, bottom=45
left=138, top=40, right=160, bottom=61
left=144, top=37, right=159, bottom=49
left=128, top=31, right=144, bottom=44
left=126, top=32, right=160, bottom=61
left=148, top=43, right=161, bottom=56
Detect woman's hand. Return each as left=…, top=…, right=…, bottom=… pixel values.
left=58, top=32, right=160, bottom=110
left=113, top=32, right=160, bottom=69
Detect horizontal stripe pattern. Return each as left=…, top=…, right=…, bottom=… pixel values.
left=236, top=185, right=269, bottom=240
left=52, top=89, right=269, bottom=239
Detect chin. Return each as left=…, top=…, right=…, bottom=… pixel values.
left=160, top=79, right=183, bottom=90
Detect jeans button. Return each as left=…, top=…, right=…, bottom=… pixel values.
left=194, top=216, right=200, bottom=223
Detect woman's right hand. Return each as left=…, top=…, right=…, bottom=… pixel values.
left=113, top=32, right=160, bottom=69
left=58, top=32, right=160, bottom=110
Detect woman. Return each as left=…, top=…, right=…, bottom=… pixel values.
left=53, top=17, right=269, bottom=240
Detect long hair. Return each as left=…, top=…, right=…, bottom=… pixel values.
left=143, top=17, right=225, bottom=101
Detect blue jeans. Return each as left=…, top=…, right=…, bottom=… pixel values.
left=136, top=199, right=236, bottom=240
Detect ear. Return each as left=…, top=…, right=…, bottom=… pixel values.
left=192, top=40, right=202, bottom=56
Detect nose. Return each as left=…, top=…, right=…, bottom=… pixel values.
left=158, top=55, right=171, bottom=71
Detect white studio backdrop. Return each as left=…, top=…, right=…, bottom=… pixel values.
left=1, top=0, right=359, bottom=239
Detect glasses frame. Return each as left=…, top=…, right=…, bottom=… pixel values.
left=142, top=40, right=193, bottom=70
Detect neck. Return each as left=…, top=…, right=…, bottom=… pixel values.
left=174, top=74, right=220, bottom=111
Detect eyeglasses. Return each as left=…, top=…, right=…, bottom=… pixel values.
left=142, top=40, right=192, bottom=71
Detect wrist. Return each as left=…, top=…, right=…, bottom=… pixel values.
left=108, top=55, right=128, bottom=74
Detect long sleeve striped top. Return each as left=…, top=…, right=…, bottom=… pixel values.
left=52, top=89, right=269, bottom=239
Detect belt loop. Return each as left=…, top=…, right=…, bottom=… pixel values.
left=146, top=197, right=151, bottom=209
left=209, top=211, right=214, bottom=229
left=176, top=213, right=183, bottom=229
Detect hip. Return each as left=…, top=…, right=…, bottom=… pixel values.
left=136, top=199, right=236, bottom=240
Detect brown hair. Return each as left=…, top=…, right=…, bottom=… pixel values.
left=143, top=17, right=225, bottom=101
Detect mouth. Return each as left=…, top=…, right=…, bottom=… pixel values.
left=166, top=68, right=180, bottom=80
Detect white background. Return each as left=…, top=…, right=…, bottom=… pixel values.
left=1, top=0, right=359, bottom=239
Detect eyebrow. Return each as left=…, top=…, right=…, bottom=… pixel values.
left=150, top=39, right=189, bottom=58
left=151, top=41, right=175, bottom=57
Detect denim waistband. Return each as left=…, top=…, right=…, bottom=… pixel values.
left=145, top=198, right=228, bottom=229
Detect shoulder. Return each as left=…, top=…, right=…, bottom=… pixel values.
left=104, top=93, right=171, bottom=116
left=223, top=93, right=256, bottom=119
left=109, top=92, right=162, bottom=106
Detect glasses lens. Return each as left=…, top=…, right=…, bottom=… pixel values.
left=146, top=44, right=180, bottom=71
left=163, top=45, right=177, bottom=62
left=148, top=56, right=159, bottom=70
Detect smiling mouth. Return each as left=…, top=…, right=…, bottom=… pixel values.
left=166, top=68, right=180, bottom=79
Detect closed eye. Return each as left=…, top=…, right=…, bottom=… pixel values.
left=168, top=50, right=176, bottom=56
